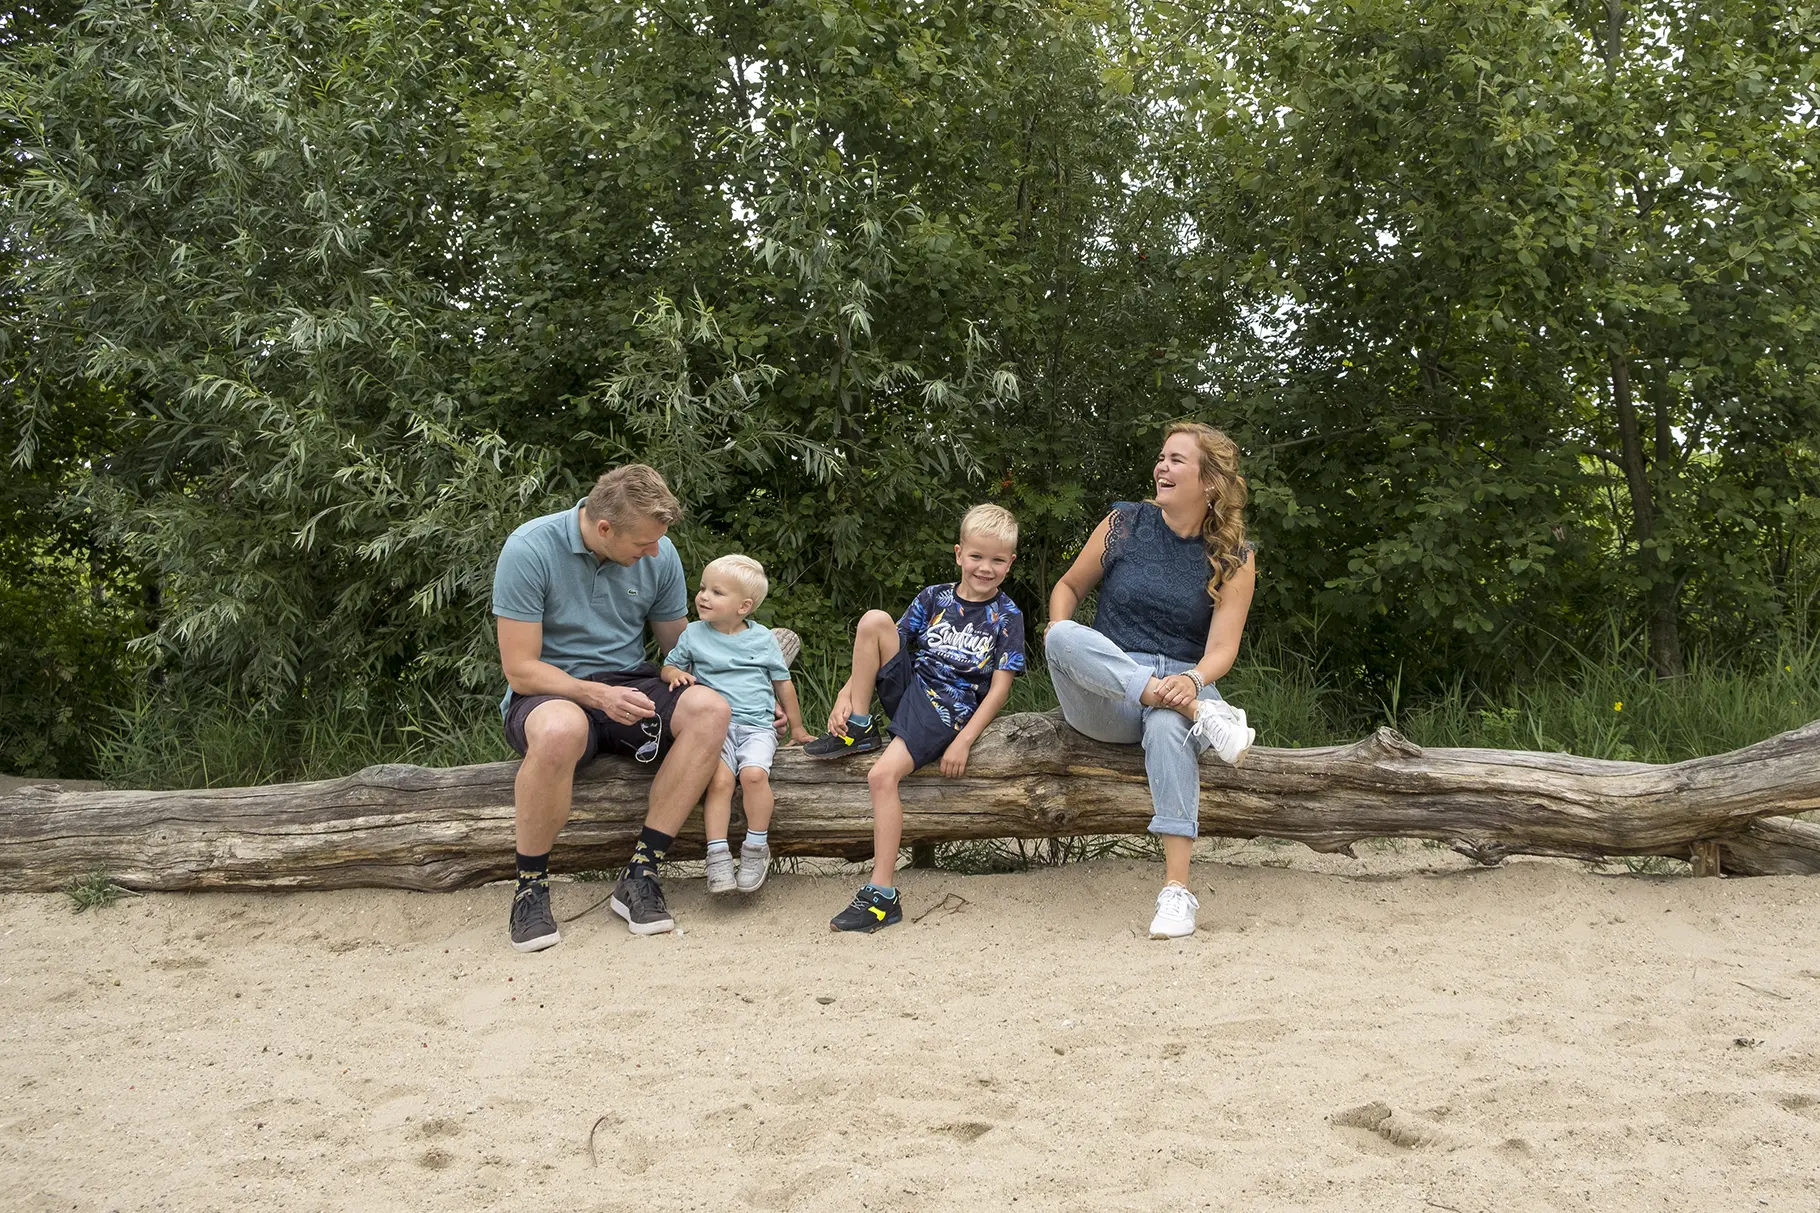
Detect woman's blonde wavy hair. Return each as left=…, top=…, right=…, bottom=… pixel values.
left=1162, top=421, right=1250, bottom=603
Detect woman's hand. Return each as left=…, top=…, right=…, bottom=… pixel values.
left=1154, top=672, right=1199, bottom=710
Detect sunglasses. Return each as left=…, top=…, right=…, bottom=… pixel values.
left=634, top=715, right=662, bottom=763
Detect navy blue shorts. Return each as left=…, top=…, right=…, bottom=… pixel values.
left=877, top=650, right=961, bottom=771
left=502, top=664, right=686, bottom=767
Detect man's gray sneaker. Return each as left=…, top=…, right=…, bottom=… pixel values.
left=705, top=847, right=737, bottom=894
left=736, top=842, right=771, bottom=893
left=509, top=881, right=561, bottom=952
left=610, top=873, right=676, bottom=935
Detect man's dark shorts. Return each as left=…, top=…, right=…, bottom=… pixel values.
left=876, top=649, right=962, bottom=771
left=503, top=664, right=687, bottom=767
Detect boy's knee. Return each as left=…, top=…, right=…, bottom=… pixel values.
left=867, top=761, right=902, bottom=794
left=738, top=765, right=769, bottom=791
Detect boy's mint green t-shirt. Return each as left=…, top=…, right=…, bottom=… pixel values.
left=491, top=501, right=688, bottom=714
left=663, top=619, right=790, bottom=727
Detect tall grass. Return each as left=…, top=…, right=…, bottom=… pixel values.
left=98, top=688, right=512, bottom=789
left=95, top=627, right=1820, bottom=789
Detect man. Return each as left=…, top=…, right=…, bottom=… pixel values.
left=492, top=465, right=731, bottom=951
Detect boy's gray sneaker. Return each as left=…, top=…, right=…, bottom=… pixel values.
left=509, top=882, right=561, bottom=953
left=705, top=847, right=737, bottom=894
left=772, top=627, right=801, bottom=668
left=610, top=873, right=675, bottom=935
left=736, top=842, right=771, bottom=893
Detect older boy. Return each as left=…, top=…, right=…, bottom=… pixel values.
left=660, top=554, right=814, bottom=894
left=805, top=504, right=1027, bottom=931
left=492, top=465, right=731, bottom=951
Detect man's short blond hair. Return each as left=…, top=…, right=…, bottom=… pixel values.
left=959, top=503, right=1018, bottom=548
left=584, top=464, right=681, bottom=527
left=703, top=553, right=768, bottom=609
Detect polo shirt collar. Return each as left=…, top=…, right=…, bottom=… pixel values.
left=568, top=500, right=591, bottom=558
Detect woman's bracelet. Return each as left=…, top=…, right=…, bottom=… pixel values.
left=1182, top=669, right=1206, bottom=692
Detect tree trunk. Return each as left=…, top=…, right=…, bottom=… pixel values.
left=1611, top=350, right=1685, bottom=678
left=5, top=712, right=1820, bottom=892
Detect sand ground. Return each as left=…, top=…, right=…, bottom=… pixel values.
left=4, top=841, right=1819, bottom=1212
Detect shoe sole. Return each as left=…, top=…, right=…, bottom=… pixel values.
left=1148, top=925, right=1195, bottom=940
left=610, top=895, right=675, bottom=935
left=736, top=871, right=768, bottom=894
left=511, top=929, right=562, bottom=953
left=829, top=917, right=900, bottom=934
left=706, top=876, right=737, bottom=894
left=804, top=744, right=881, bottom=761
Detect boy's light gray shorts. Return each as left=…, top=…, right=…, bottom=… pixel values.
left=720, top=721, right=780, bottom=774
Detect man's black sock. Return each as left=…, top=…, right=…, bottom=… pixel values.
left=625, top=827, right=673, bottom=880
left=516, top=850, right=550, bottom=894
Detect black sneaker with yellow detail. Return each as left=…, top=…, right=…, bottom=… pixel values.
left=830, top=884, right=903, bottom=933
left=803, top=717, right=886, bottom=760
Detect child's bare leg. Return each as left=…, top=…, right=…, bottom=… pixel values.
left=865, top=739, right=917, bottom=886
left=829, top=610, right=902, bottom=734
left=703, top=761, right=736, bottom=842
left=739, top=766, right=775, bottom=833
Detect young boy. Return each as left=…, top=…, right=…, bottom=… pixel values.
left=805, top=504, right=1027, bottom=932
left=661, top=555, right=814, bottom=893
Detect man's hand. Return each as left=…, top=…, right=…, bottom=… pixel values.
left=940, top=736, right=974, bottom=778
left=578, top=681, right=658, bottom=724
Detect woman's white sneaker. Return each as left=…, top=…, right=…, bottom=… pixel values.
left=1188, top=700, right=1254, bottom=765
left=1148, top=882, right=1199, bottom=939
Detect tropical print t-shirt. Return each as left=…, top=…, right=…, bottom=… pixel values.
left=896, top=584, right=1026, bottom=728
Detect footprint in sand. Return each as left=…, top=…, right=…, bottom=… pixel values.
left=1331, top=1101, right=1470, bottom=1151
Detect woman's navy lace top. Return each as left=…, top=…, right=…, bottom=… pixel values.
left=1093, top=501, right=1224, bottom=663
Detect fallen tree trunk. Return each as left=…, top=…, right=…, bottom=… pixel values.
left=3, top=712, right=1819, bottom=892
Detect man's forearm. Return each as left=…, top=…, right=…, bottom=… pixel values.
left=503, top=658, right=595, bottom=700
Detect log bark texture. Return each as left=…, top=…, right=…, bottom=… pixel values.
left=3, top=712, right=1819, bottom=892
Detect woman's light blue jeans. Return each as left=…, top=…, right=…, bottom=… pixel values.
left=1043, top=620, right=1219, bottom=839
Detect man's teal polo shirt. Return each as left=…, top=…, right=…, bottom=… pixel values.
left=491, top=501, right=688, bottom=699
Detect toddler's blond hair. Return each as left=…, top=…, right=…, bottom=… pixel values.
left=959, top=503, right=1018, bottom=548
left=703, top=553, right=768, bottom=610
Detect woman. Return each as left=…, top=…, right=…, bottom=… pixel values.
left=1044, top=421, right=1256, bottom=939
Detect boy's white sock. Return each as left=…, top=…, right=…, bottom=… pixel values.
left=743, top=831, right=768, bottom=849
left=707, top=838, right=731, bottom=855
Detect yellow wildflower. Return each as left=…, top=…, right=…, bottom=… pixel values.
left=1612, top=701, right=1623, bottom=712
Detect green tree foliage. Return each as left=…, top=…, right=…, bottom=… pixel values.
left=1, top=0, right=143, bottom=775
left=4, top=0, right=1819, bottom=776
left=1171, top=0, right=1820, bottom=680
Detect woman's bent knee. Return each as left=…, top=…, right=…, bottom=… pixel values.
left=1043, top=618, right=1088, bottom=663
